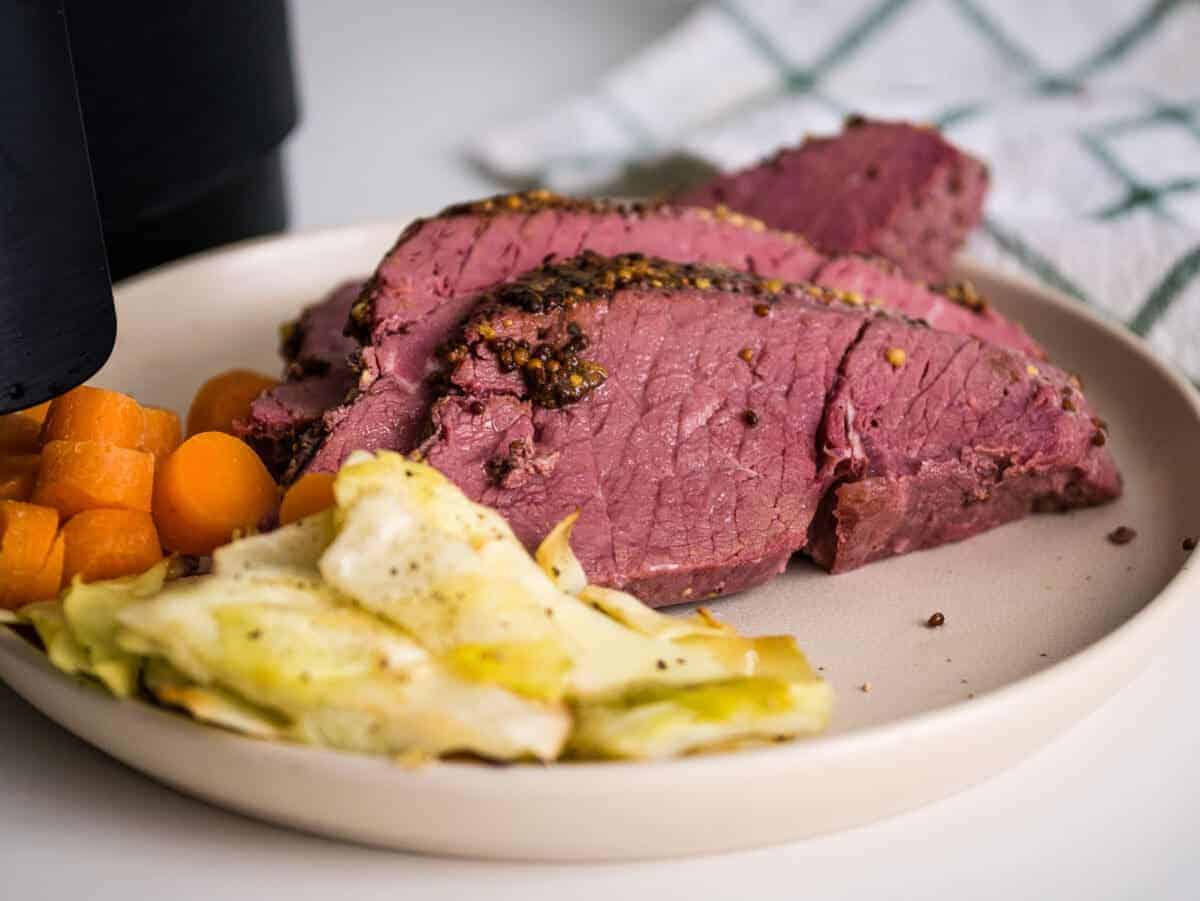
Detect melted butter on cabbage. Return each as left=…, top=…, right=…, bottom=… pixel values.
left=14, top=451, right=831, bottom=762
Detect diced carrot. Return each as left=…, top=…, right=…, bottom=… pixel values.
left=278, top=472, right=336, bottom=525
left=34, top=533, right=66, bottom=601
left=0, top=401, right=50, bottom=452
left=153, top=432, right=277, bottom=555
left=0, top=410, right=44, bottom=454
left=0, top=455, right=41, bottom=502
left=33, top=440, right=155, bottom=519
left=19, top=402, right=51, bottom=425
left=41, top=385, right=144, bottom=449
left=61, top=509, right=163, bottom=585
left=140, top=406, right=183, bottom=463
left=186, top=370, right=278, bottom=437
left=0, top=501, right=63, bottom=608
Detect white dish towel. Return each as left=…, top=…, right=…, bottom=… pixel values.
left=474, top=0, right=1200, bottom=382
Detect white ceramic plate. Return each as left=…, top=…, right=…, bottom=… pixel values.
left=2, top=224, right=1198, bottom=861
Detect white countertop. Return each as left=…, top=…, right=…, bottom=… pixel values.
left=3, top=3, right=1198, bottom=898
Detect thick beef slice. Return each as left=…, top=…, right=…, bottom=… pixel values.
left=302, top=193, right=826, bottom=474
left=421, top=254, right=1118, bottom=605
left=424, top=271, right=861, bottom=603
left=676, top=118, right=988, bottom=282
left=235, top=279, right=363, bottom=475
left=813, top=256, right=1044, bottom=359
left=808, top=321, right=1120, bottom=572
left=299, top=191, right=1034, bottom=478
left=285, top=279, right=364, bottom=370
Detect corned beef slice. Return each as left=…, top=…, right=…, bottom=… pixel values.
left=806, top=319, right=1117, bottom=573
left=301, top=191, right=1036, bottom=476
left=676, top=118, right=989, bottom=283
left=304, top=195, right=826, bottom=474
left=235, top=279, right=363, bottom=475
left=813, top=256, right=1042, bottom=359
left=420, top=254, right=1120, bottom=606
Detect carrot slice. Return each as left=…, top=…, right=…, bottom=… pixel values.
left=61, top=509, right=163, bottom=585
left=0, top=455, right=41, bottom=502
left=41, top=385, right=145, bottom=449
left=0, top=412, right=43, bottom=454
left=17, top=402, right=51, bottom=425
left=0, top=501, right=63, bottom=608
left=0, top=401, right=51, bottom=453
left=140, top=406, right=183, bottom=463
left=33, top=440, right=155, bottom=519
left=153, top=432, right=277, bottom=555
left=278, top=472, right=336, bottom=526
left=186, top=370, right=279, bottom=437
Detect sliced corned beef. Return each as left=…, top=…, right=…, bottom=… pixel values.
left=813, top=255, right=1044, bottom=359
left=293, top=191, right=1032, bottom=480
left=235, top=279, right=363, bottom=476
left=297, top=193, right=825, bottom=477
left=420, top=253, right=1119, bottom=605
left=806, top=320, right=1115, bottom=572
left=676, top=117, right=989, bottom=283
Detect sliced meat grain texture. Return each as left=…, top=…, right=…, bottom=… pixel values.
left=421, top=254, right=1119, bottom=606
left=261, top=188, right=1036, bottom=481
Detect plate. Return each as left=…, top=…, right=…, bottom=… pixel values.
left=2, top=223, right=1198, bottom=861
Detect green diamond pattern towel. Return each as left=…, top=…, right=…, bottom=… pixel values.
left=474, top=0, right=1200, bottom=380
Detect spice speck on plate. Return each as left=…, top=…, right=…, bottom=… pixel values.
left=1107, top=525, right=1137, bottom=545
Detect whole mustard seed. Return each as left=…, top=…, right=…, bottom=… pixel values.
left=738, top=347, right=754, bottom=363
left=753, top=303, right=771, bottom=317
left=926, top=611, right=945, bottom=628
left=885, top=347, right=907, bottom=368
left=860, top=682, right=872, bottom=693
left=742, top=409, right=760, bottom=427
left=840, top=290, right=865, bottom=307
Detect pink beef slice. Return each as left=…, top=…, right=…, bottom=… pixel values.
left=295, top=191, right=1033, bottom=479
left=297, top=192, right=827, bottom=476
left=807, top=320, right=1118, bottom=573
left=419, top=253, right=1120, bottom=606
left=675, top=117, right=989, bottom=283
left=813, top=255, right=1044, bottom=359
left=235, top=279, right=364, bottom=476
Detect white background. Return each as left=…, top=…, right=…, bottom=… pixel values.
left=2, top=3, right=1198, bottom=899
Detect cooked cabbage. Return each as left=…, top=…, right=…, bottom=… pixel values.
left=12, top=451, right=831, bottom=761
